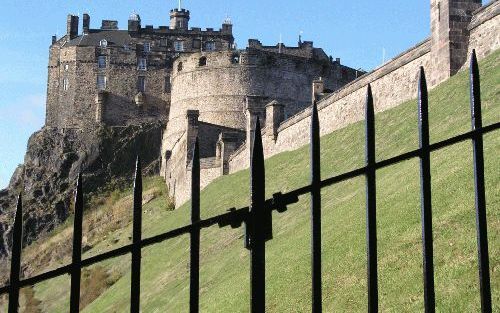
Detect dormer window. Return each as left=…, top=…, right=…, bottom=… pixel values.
left=98, top=56, right=107, bottom=69
left=174, top=41, right=184, bottom=52
left=137, top=58, right=147, bottom=71
left=144, top=42, right=151, bottom=52
left=205, top=41, right=216, bottom=51
left=100, top=39, right=108, bottom=48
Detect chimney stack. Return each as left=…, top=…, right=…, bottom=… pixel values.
left=66, top=14, right=79, bottom=39
left=83, top=13, right=90, bottom=34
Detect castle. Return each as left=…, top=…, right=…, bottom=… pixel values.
left=45, top=0, right=499, bottom=206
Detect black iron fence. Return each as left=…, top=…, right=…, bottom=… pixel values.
left=1, top=50, right=497, bottom=312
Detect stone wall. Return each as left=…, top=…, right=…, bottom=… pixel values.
left=466, top=0, right=500, bottom=62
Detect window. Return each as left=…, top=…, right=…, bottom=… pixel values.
left=199, top=56, right=207, bottom=66
left=63, top=78, right=69, bottom=91
left=137, top=76, right=146, bottom=92
left=97, top=75, right=107, bottom=90
left=177, top=62, right=183, bottom=72
left=176, top=20, right=184, bottom=29
left=143, top=42, right=151, bottom=52
left=192, top=39, right=201, bottom=50
left=100, top=39, right=108, bottom=48
left=137, top=58, right=147, bottom=71
left=160, top=38, right=168, bottom=47
left=232, top=53, right=240, bottom=64
left=64, top=64, right=69, bottom=71
left=98, top=56, right=107, bottom=69
left=164, top=76, right=171, bottom=93
left=205, top=41, right=216, bottom=51
left=174, top=41, right=184, bottom=52
left=123, top=44, right=130, bottom=51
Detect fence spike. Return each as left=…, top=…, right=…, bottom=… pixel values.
left=470, top=49, right=492, bottom=313
left=418, top=68, right=436, bottom=312
left=250, top=118, right=267, bottom=313
left=190, top=138, right=200, bottom=313
left=310, top=101, right=322, bottom=313
left=131, top=156, right=143, bottom=313
left=70, top=173, right=84, bottom=313
left=8, top=194, right=23, bottom=313
left=365, top=84, right=378, bottom=313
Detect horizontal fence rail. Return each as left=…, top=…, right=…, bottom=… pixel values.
left=0, top=50, right=496, bottom=312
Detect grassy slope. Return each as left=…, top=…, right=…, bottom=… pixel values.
left=3, top=50, right=498, bottom=312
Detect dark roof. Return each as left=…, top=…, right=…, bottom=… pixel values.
left=66, top=30, right=132, bottom=47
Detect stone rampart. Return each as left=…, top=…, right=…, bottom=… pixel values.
left=466, top=0, right=500, bottom=63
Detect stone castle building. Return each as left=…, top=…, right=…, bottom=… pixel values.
left=45, top=4, right=361, bottom=205
left=43, top=0, right=499, bottom=206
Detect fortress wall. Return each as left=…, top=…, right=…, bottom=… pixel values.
left=225, top=39, right=432, bottom=168
left=466, top=0, right=500, bottom=63
left=164, top=128, right=189, bottom=205
left=227, top=142, right=248, bottom=174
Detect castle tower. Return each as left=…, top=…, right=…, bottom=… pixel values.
left=430, top=0, right=482, bottom=86
left=170, top=8, right=190, bottom=30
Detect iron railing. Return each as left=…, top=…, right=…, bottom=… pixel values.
left=0, top=50, right=497, bottom=312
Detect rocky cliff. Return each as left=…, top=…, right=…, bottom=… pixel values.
left=0, top=122, right=164, bottom=258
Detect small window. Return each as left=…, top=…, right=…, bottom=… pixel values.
left=97, top=75, right=107, bottom=90
left=192, top=39, right=201, bottom=50
left=63, top=78, right=69, bottom=91
left=177, top=62, right=183, bottom=72
left=137, top=58, right=147, bottom=71
left=123, top=44, right=130, bottom=51
left=100, top=39, right=108, bottom=48
left=137, top=76, right=146, bottom=92
left=164, top=76, right=171, bottom=93
left=232, top=53, right=240, bottom=64
left=64, top=64, right=69, bottom=71
left=205, top=41, right=216, bottom=51
left=199, top=56, right=207, bottom=66
left=160, top=38, right=168, bottom=47
left=174, top=41, right=184, bottom=52
left=176, top=20, right=184, bottom=29
left=98, top=56, right=107, bottom=69
left=143, top=42, right=151, bottom=52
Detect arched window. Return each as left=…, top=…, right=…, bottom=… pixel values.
left=199, top=56, right=207, bottom=66
left=177, top=62, right=183, bottom=72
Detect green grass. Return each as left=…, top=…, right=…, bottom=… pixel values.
left=3, top=50, right=498, bottom=312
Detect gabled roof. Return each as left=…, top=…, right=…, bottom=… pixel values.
left=66, top=30, right=132, bottom=47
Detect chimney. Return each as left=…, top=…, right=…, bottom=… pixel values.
left=66, top=14, right=79, bottom=40
left=83, top=13, right=90, bottom=34
left=51, top=35, right=57, bottom=45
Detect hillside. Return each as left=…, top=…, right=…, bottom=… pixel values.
left=1, top=50, right=498, bottom=312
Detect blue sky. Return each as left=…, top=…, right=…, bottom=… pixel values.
left=0, top=1, right=488, bottom=188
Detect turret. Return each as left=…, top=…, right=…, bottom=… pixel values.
left=170, top=8, right=190, bottom=30
left=222, top=16, right=233, bottom=34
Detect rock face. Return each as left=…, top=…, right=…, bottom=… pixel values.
left=0, top=122, right=164, bottom=258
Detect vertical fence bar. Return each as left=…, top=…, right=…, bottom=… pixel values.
left=310, top=101, right=322, bottom=313
left=469, top=49, right=492, bottom=313
left=70, top=174, right=84, bottom=313
left=418, top=68, right=436, bottom=313
left=8, top=195, right=23, bottom=313
left=365, top=85, right=378, bottom=313
left=130, top=157, right=143, bottom=313
left=190, top=139, right=201, bottom=313
left=250, top=118, right=266, bottom=313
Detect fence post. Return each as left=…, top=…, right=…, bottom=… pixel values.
left=469, top=49, right=491, bottom=313
left=190, top=138, right=201, bottom=313
left=131, top=157, right=143, bottom=313
left=417, top=68, right=436, bottom=313
left=365, top=85, right=378, bottom=313
left=70, top=174, right=84, bottom=313
left=310, top=101, right=322, bottom=313
left=249, top=118, right=268, bottom=313
left=8, top=194, right=23, bottom=313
